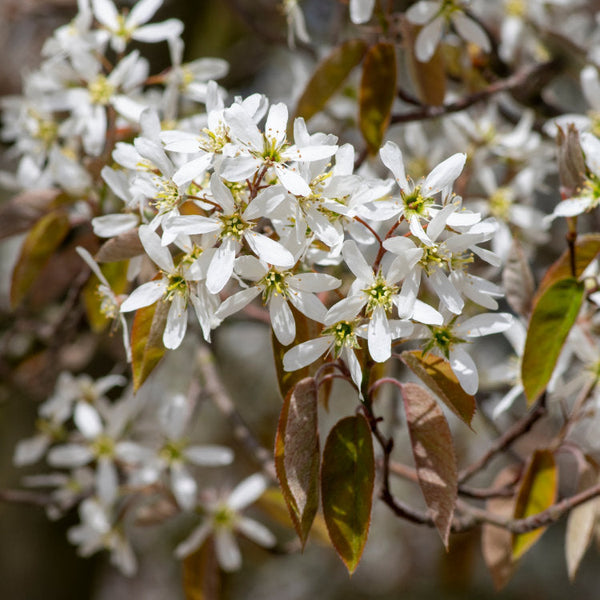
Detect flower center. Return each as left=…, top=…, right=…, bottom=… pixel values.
left=489, top=187, right=512, bottom=222
left=403, top=186, right=435, bottom=219
left=220, top=213, right=248, bottom=239
left=92, top=434, right=115, bottom=458
left=261, top=270, right=290, bottom=301
left=153, top=179, right=182, bottom=213
left=323, top=320, right=360, bottom=357
left=88, top=75, right=115, bottom=106
left=363, top=274, right=397, bottom=315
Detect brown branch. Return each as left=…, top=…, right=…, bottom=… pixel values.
left=390, top=60, right=560, bottom=125
left=196, top=345, right=276, bottom=480
left=458, top=396, right=547, bottom=484
left=0, top=488, right=54, bottom=507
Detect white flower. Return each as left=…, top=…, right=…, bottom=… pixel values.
left=283, top=0, right=310, bottom=47
left=175, top=473, right=276, bottom=571
left=92, top=0, right=184, bottom=53
left=413, top=312, right=514, bottom=395
left=406, top=0, right=491, bottom=63
left=350, top=0, right=375, bottom=24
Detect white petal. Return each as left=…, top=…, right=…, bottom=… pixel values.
left=175, top=521, right=212, bottom=558
left=228, top=473, right=268, bottom=510
left=415, top=16, right=444, bottom=63
left=173, top=154, right=212, bottom=187
left=92, top=214, right=138, bottom=238
left=289, top=273, right=340, bottom=292
left=74, top=402, right=103, bottom=439
left=406, top=1, right=440, bottom=24
left=236, top=516, right=276, bottom=548
left=456, top=313, right=513, bottom=338
left=380, top=141, right=409, bottom=194
left=210, top=173, right=236, bottom=214
left=245, top=231, right=295, bottom=267
left=411, top=299, right=443, bottom=325
left=275, top=164, right=311, bottom=196
left=171, top=464, right=198, bottom=510
left=219, top=155, right=260, bottom=181
left=368, top=307, right=392, bottom=363
left=215, top=529, right=242, bottom=572
left=215, top=287, right=261, bottom=320
left=206, top=238, right=236, bottom=294
left=48, top=444, right=94, bottom=467
left=428, top=269, right=463, bottom=314
left=423, top=153, right=466, bottom=196
left=127, top=0, right=161, bottom=27
left=341, top=346, right=364, bottom=393
left=132, top=20, right=184, bottom=43
left=350, top=0, right=375, bottom=24
left=120, top=280, right=166, bottom=312
left=92, top=0, right=119, bottom=30
left=325, top=294, right=366, bottom=324
left=265, top=103, right=288, bottom=148
left=97, top=456, right=118, bottom=505
left=342, top=240, right=374, bottom=283
left=139, top=224, right=174, bottom=271
left=287, top=290, right=327, bottom=322
left=270, top=294, right=296, bottom=345
left=14, top=434, right=50, bottom=466
left=283, top=336, right=332, bottom=371
left=163, top=294, right=188, bottom=349
left=184, top=445, right=234, bottom=466
left=451, top=12, right=490, bottom=52
left=450, top=346, right=478, bottom=395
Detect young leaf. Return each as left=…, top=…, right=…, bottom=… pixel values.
left=359, top=42, right=397, bottom=154
left=96, top=229, right=144, bottom=263
left=321, top=414, right=374, bottom=574
left=400, top=382, right=457, bottom=548
left=0, top=189, right=59, bottom=240
left=295, top=39, right=368, bottom=122
left=535, top=233, right=600, bottom=300
left=274, top=377, right=320, bottom=547
left=512, top=449, right=558, bottom=560
left=482, top=466, right=520, bottom=590
left=522, top=278, right=584, bottom=405
left=182, top=537, right=220, bottom=600
left=10, top=210, right=70, bottom=308
left=566, top=462, right=600, bottom=581
left=131, top=300, right=168, bottom=391
left=402, top=21, right=446, bottom=106
left=400, top=350, right=476, bottom=428
left=502, top=239, right=535, bottom=319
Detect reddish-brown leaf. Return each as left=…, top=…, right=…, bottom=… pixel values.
left=131, top=300, right=168, bottom=391
left=400, top=350, right=476, bottom=428
left=295, top=39, right=368, bottom=123
left=274, top=377, right=320, bottom=547
left=96, top=229, right=144, bottom=263
left=10, top=210, right=70, bottom=308
left=401, top=382, right=457, bottom=547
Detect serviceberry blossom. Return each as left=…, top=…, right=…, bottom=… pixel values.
left=175, top=473, right=276, bottom=571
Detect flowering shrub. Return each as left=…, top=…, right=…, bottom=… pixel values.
left=3, top=0, right=600, bottom=595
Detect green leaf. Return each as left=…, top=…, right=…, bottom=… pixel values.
left=481, top=466, right=519, bottom=590
left=401, top=382, right=457, bottom=547
left=295, top=39, right=368, bottom=123
left=512, top=449, right=558, bottom=560
left=402, top=22, right=446, bottom=106
left=274, top=377, right=320, bottom=547
left=10, top=210, right=70, bottom=308
left=536, top=233, right=600, bottom=300
left=359, top=42, right=397, bottom=154
left=182, top=537, right=220, bottom=600
left=131, top=300, right=168, bottom=391
left=400, top=350, right=476, bottom=428
left=321, top=414, right=374, bottom=574
left=522, top=277, right=585, bottom=405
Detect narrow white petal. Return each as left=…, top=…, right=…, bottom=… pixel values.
left=175, top=522, right=212, bottom=558
left=270, top=295, right=296, bottom=346
left=97, top=457, right=118, bottom=505
left=132, top=20, right=184, bottom=43
left=456, top=313, right=513, bottom=338
left=184, top=445, right=234, bottom=466
left=265, top=103, right=288, bottom=148
left=451, top=12, right=490, bottom=52
left=206, top=238, right=236, bottom=294
left=411, top=299, right=443, bottom=325
left=341, top=346, right=364, bottom=393
left=289, top=273, right=341, bottom=293
left=171, top=464, right=198, bottom=510
left=48, top=444, right=94, bottom=467
left=288, top=290, right=327, bottom=323
left=380, top=141, right=409, bottom=193
left=368, top=307, right=392, bottom=363
left=210, top=173, right=236, bottom=214
left=92, top=214, right=138, bottom=238
left=406, top=1, right=440, bottom=24
left=245, top=231, right=295, bottom=267
left=13, top=435, right=49, bottom=466
left=163, top=294, right=188, bottom=349
left=215, top=287, right=261, bottom=320
left=228, top=473, right=268, bottom=510
left=215, top=529, right=242, bottom=572
left=120, top=280, right=166, bottom=312
left=415, top=16, right=445, bottom=62
left=325, top=294, right=366, bottom=324
left=173, top=154, right=212, bottom=187
left=423, top=153, right=466, bottom=196
left=74, top=402, right=103, bottom=439
left=283, top=336, right=332, bottom=371
left=342, top=240, right=374, bottom=282
left=428, top=270, right=463, bottom=314
left=139, top=225, right=174, bottom=271
left=236, top=516, right=276, bottom=548
left=275, top=164, right=311, bottom=196
left=450, top=346, right=478, bottom=395
left=127, top=0, right=161, bottom=27
left=552, top=197, right=592, bottom=218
